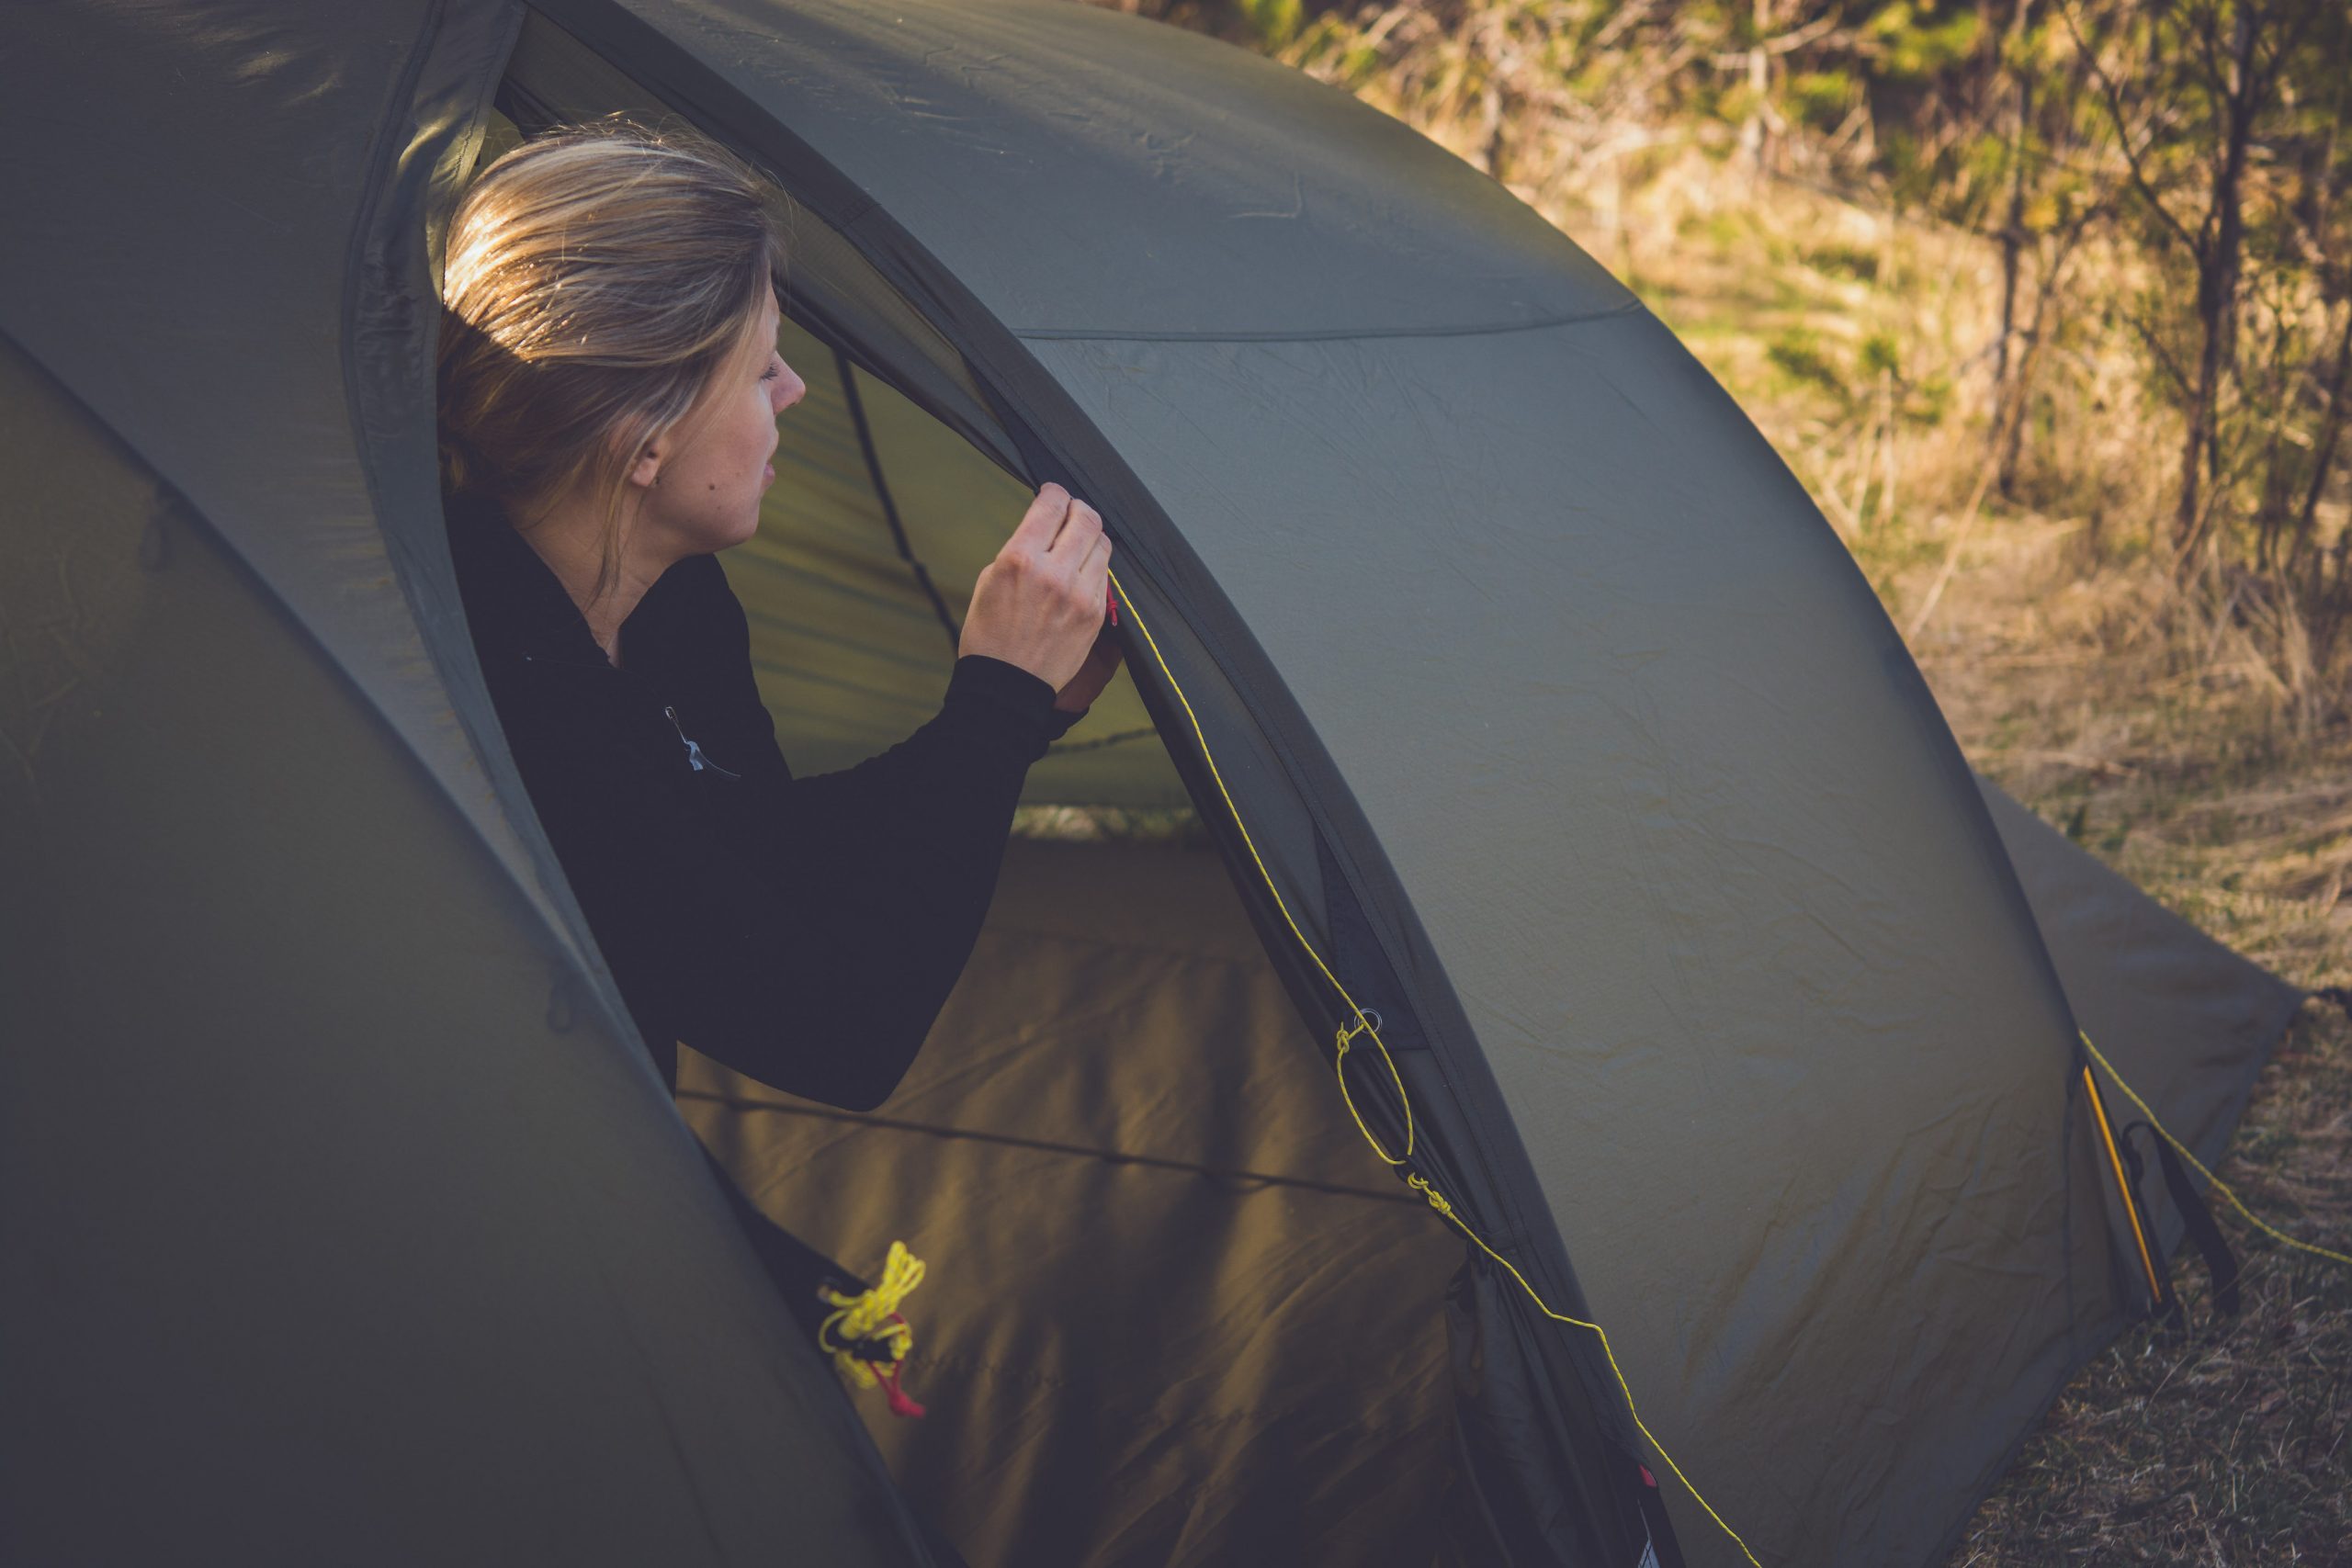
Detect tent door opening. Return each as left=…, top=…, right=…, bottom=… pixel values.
left=468, top=17, right=1475, bottom=1567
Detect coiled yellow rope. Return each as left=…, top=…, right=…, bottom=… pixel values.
left=819, top=1240, right=928, bottom=1417
left=1106, top=566, right=1763, bottom=1566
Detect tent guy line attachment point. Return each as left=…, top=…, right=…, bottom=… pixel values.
left=2081, top=1029, right=2352, bottom=1272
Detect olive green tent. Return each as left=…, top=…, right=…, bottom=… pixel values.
left=0, top=3, right=2302, bottom=1566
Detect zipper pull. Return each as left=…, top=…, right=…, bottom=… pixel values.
left=662, top=705, right=708, bottom=771
left=662, top=705, right=741, bottom=778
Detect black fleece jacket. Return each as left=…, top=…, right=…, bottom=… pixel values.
left=444, top=489, right=1081, bottom=1108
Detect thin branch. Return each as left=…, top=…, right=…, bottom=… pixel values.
left=2054, top=0, right=2205, bottom=260
left=2190, top=0, right=2229, bottom=128
left=2120, top=300, right=2200, bottom=401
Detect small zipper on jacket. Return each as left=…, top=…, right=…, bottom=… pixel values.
left=514, top=651, right=742, bottom=780
left=663, top=705, right=742, bottom=779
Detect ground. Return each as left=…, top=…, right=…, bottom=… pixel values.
left=1891, top=519, right=2352, bottom=1567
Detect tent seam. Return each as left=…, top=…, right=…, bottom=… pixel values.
left=679, top=1091, right=1427, bottom=1205
left=1009, top=296, right=1644, bottom=344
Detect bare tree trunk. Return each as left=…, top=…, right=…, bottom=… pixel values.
left=1479, top=81, right=1506, bottom=180
left=2286, top=36, right=2351, bottom=586
left=2173, top=0, right=2263, bottom=570
left=1995, top=0, right=2038, bottom=498
left=2291, top=301, right=2352, bottom=577
left=1743, top=0, right=1776, bottom=174
left=1984, top=207, right=2098, bottom=510
left=1999, top=214, right=2088, bottom=500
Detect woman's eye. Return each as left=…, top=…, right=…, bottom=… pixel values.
left=761, top=359, right=783, bottom=382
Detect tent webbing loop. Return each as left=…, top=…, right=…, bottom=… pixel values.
left=2080, top=1030, right=2352, bottom=1272
left=1103, top=566, right=1764, bottom=1568
left=2121, top=1122, right=2243, bottom=1322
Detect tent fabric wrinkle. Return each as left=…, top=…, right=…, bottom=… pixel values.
left=550, top=0, right=1638, bottom=340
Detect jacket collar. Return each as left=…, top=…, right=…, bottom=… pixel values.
left=444, top=487, right=687, bottom=671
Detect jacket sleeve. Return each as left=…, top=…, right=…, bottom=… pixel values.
left=671, top=581, right=1089, bottom=1110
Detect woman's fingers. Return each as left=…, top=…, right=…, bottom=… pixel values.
left=1046, top=496, right=1102, bottom=558
left=1031, top=490, right=1108, bottom=614
left=1009, top=481, right=1074, bottom=554
left=960, top=483, right=1112, bottom=687
left=1006, top=483, right=1103, bottom=567
left=1076, top=536, right=1112, bottom=630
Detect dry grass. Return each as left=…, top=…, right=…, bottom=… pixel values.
left=1596, top=130, right=2352, bottom=1566
left=1577, top=131, right=2352, bottom=1554
left=1884, top=521, right=2352, bottom=1567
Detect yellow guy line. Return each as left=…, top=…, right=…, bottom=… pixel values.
left=2079, top=1029, right=2352, bottom=1271
left=1104, top=566, right=1764, bottom=1568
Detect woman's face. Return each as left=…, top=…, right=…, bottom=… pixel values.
left=634, top=288, right=803, bottom=558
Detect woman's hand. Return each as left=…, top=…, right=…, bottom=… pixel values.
left=1053, top=623, right=1125, bottom=714
left=960, top=483, right=1114, bottom=694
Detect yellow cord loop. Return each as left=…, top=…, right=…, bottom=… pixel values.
left=1404, top=1173, right=1453, bottom=1219
left=1107, top=566, right=1762, bottom=1567
left=1335, top=1010, right=1413, bottom=1166
left=2079, top=1030, right=2352, bottom=1271
left=819, top=1241, right=929, bottom=1417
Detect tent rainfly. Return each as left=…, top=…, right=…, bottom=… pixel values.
left=0, top=3, right=2304, bottom=1566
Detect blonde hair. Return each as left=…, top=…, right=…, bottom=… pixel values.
left=436, top=118, right=788, bottom=604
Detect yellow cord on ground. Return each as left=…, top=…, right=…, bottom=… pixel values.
left=819, top=1239, right=925, bottom=1386
left=2079, top=1030, right=2352, bottom=1271
left=1106, top=567, right=1763, bottom=1568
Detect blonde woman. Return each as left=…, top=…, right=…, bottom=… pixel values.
left=439, top=120, right=1120, bottom=1109
left=437, top=126, right=1120, bottom=1442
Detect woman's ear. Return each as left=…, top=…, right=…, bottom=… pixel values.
left=624, top=431, right=665, bottom=491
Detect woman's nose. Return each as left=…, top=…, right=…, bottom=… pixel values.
left=774, top=364, right=807, bottom=412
